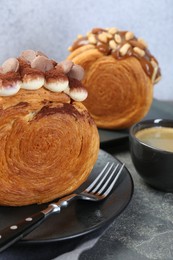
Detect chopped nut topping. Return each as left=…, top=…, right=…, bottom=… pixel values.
left=125, top=32, right=134, bottom=41
left=151, top=59, right=158, bottom=68
left=130, top=40, right=146, bottom=50
left=77, top=34, right=83, bottom=39
left=88, top=34, right=97, bottom=44
left=109, top=40, right=117, bottom=50
left=119, top=43, right=131, bottom=56
left=98, top=33, right=108, bottom=43
left=114, top=34, right=122, bottom=44
left=154, top=76, right=161, bottom=84
left=108, top=27, right=118, bottom=34
left=133, top=47, right=145, bottom=57
left=105, top=32, right=113, bottom=39
left=69, top=27, right=161, bottom=84
left=68, top=46, right=72, bottom=51
left=86, top=31, right=91, bottom=37
left=151, top=59, right=159, bottom=83
left=138, top=38, right=148, bottom=49
left=151, top=65, right=159, bottom=83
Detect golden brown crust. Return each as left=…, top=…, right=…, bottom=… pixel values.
left=0, top=89, right=99, bottom=206
left=68, top=44, right=96, bottom=60
left=0, top=88, right=70, bottom=110
left=68, top=46, right=153, bottom=129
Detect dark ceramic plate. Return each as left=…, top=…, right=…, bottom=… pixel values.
left=99, top=100, right=173, bottom=145
left=0, top=150, right=133, bottom=244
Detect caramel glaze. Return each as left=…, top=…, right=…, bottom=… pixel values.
left=70, top=28, right=161, bottom=82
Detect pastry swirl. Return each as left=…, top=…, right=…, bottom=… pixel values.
left=68, top=27, right=161, bottom=129
left=0, top=50, right=99, bottom=206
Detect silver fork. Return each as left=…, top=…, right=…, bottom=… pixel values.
left=0, top=162, right=124, bottom=252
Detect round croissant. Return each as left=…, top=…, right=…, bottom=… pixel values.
left=0, top=51, right=99, bottom=206
left=67, top=28, right=161, bottom=129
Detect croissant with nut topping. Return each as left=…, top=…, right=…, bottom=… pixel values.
left=67, top=27, right=161, bottom=129
left=0, top=50, right=99, bottom=206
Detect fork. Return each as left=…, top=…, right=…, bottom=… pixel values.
left=0, top=162, right=124, bottom=252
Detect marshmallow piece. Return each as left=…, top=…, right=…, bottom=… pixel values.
left=0, top=80, right=21, bottom=96
left=68, top=64, right=84, bottom=81
left=64, top=86, right=88, bottom=101
left=66, top=78, right=88, bottom=101
left=36, top=50, right=48, bottom=58
left=31, top=56, right=54, bottom=72
left=44, top=68, right=69, bottom=92
left=45, top=80, right=69, bottom=92
left=58, top=60, right=74, bottom=74
left=20, top=50, right=37, bottom=63
left=51, top=59, right=58, bottom=67
left=2, top=58, right=19, bottom=73
left=21, top=77, right=45, bottom=90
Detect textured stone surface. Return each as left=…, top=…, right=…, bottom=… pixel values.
left=80, top=147, right=173, bottom=260
left=0, top=0, right=172, bottom=100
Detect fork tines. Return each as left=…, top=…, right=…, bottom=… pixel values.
left=85, top=162, right=125, bottom=197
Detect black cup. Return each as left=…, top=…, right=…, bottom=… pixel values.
left=129, top=119, right=173, bottom=192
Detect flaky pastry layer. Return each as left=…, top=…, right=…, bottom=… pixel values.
left=0, top=89, right=99, bottom=206
left=68, top=46, right=153, bottom=129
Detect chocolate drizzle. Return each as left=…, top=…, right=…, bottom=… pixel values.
left=34, top=103, right=82, bottom=120
left=70, top=28, right=161, bottom=83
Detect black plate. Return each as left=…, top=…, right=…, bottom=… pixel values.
left=0, top=150, right=133, bottom=244
left=99, top=99, right=173, bottom=145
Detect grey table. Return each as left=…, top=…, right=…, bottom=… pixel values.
left=80, top=100, right=173, bottom=260
left=80, top=145, right=173, bottom=260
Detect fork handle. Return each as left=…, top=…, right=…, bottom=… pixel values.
left=0, top=211, right=46, bottom=252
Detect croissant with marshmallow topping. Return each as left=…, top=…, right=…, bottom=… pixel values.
left=67, top=27, right=161, bottom=129
left=0, top=50, right=99, bottom=206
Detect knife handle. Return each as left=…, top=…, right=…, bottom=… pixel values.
left=0, top=194, right=77, bottom=253
left=0, top=211, right=46, bottom=252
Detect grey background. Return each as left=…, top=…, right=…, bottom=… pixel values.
left=0, top=0, right=172, bottom=100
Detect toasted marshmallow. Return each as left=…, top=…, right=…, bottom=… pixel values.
left=20, top=50, right=37, bottom=63
left=65, top=78, right=88, bottom=101
left=0, top=51, right=88, bottom=99
left=58, top=60, right=74, bottom=74
left=44, top=69, right=69, bottom=92
left=44, top=79, right=68, bottom=92
left=21, top=77, right=45, bottom=90
left=36, top=50, right=48, bottom=58
left=68, top=64, right=84, bottom=81
left=64, top=86, right=88, bottom=101
left=2, top=58, right=19, bottom=73
left=0, top=80, right=21, bottom=96
left=31, top=56, right=54, bottom=72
